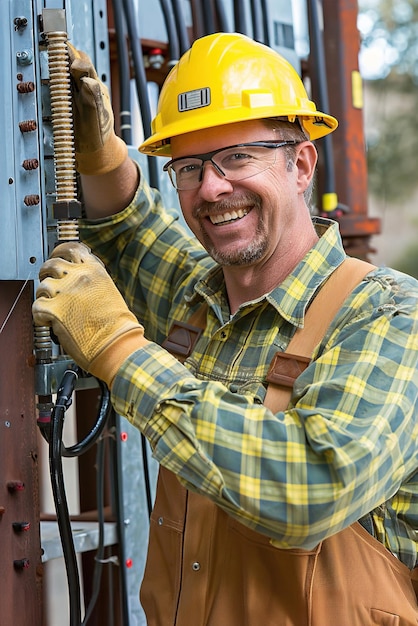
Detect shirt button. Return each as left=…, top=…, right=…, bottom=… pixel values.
left=158, top=517, right=164, bottom=526
left=229, top=384, right=239, bottom=393
left=192, top=562, right=201, bottom=571
left=220, top=331, right=227, bottom=339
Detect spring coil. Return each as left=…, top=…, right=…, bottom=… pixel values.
left=57, top=220, right=80, bottom=241
left=45, top=31, right=78, bottom=206
left=33, top=325, right=54, bottom=352
left=35, top=30, right=80, bottom=360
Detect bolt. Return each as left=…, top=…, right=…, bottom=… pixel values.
left=14, top=17, right=28, bottom=31
left=16, top=50, right=33, bottom=66
left=13, top=522, right=31, bottom=532
left=7, top=481, right=25, bottom=493
left=22, top=158, right=39, bottom=171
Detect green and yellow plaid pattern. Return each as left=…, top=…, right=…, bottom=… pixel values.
left=80, top=171, right=418, bottom=569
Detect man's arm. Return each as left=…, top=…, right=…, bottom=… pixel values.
left=80, top=156, right=139, bottom=219
left=69, top=44, right=140, bottom=219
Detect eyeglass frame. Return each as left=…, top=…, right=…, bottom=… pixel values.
left=162, top=140, right=302, bottom=190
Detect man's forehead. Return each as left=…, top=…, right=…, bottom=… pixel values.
left=170, top=119, right=274, bottom=157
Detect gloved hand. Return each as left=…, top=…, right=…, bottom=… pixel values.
left=68, top=43, right=128, bottom=175
left=32, top=242, right=149, bottom=387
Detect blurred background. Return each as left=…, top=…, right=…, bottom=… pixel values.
left=359, top=0, right=418, bottom=276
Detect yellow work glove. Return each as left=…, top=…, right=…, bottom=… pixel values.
left=68, top=43, right=127, bottom=175
left=32, top=242, right=149, bottom=388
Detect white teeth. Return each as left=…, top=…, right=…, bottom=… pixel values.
left=209, top=208, right=249, bottom=224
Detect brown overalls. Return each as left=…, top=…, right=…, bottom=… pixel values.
left=140, top=259, right=418, bottom=625
left=141, top=468, right=418, bottom=625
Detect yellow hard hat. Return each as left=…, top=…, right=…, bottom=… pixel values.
left=139, top=32, right=338, bottom=157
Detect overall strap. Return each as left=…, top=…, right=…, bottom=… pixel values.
left=163, top=257, right=375, bottom=411
left=264, top=257, right=375, bottom=412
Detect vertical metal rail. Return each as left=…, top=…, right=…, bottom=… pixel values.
left=35, top=10, right=83, bottom=626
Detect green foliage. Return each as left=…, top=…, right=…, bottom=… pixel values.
left=360, top=0, right=418, bottom=81
left=365, top=81, right=418, bottom=202
left=393, top=242, right=418, bottom=278
left=359, top=0, right=418, bottom=201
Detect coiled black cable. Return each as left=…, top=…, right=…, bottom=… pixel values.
left=49, top=368, right=82, bottom=626
left=46, top=368, right=112, bottom=625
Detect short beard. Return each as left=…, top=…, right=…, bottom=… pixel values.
left=194, top=193, right=268, bottom=266
left=206, top=226, right=268, bottom=266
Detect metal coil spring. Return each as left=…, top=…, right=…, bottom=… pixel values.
left=45, top=31, right=78, bottom=206
left=57, top=220, right=80, bottom=241
left=33, top=325, right=53, bottom=352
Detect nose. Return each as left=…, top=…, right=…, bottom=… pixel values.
left=198, top=161, right=233, bottom=201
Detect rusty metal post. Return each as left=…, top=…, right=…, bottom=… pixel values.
left=0, top=281, right=43, bottom=625
left=309, top=0, right=380, bottom=259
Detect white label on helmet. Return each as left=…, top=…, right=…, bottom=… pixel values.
left=178, top=88, right=211, bottom=112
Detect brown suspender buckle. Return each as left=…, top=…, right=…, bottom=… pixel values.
left=265, top=352, right=311, bottom=389
left=162, top=321, right=203, bottom=361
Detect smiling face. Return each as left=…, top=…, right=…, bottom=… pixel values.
left=170, top=119, right=318, bottom=269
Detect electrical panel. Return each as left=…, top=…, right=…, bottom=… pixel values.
left=1, top=0, right=44, bottom=280
left=0, top=0, right=110, bottom=280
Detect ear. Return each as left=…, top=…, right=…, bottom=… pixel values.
left=294, top=142, right=318, bottom=195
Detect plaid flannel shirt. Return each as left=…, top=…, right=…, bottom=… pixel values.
left=80, top=170, right=418, bottom=569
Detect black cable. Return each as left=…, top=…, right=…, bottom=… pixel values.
left=141, top=432, right=153, bottom=517
left=190, top=0, right=205, bottom=39
left=111, top=0, right=132, bottom=145
left=159, top=0, right=181, bottom=63
left=260, top=0, right=270, bottom=46
left=62, top=380, right=111, bottom=457
left=214, top=0, right=231, bottom=32
left=308, top=0, right=338, bottom=207
left=49, top=368, right=82, bottom=626
left=202, top=0, right=216, bottom=35
left=45, top=368, right=113, bottom=625
left=82, top=433, right=106, bottom=624
left=250, top=0, right=265, bottom=43
left=171, top=0, right=190, bottom=55
left=233, top=0, right=248, bottom=35
left=121, top=0, right=160, bottom=189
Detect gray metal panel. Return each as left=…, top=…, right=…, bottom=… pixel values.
left=116, top=415, right=159, bottom=626
left=0, top=0, right=110, bottom=280
left=0, top=0, right=45, bottom=279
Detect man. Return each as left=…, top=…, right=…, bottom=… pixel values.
left=33, top=33, right=418, bottom=625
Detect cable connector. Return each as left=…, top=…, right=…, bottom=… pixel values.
left=55, top=367, right=79, bottom=410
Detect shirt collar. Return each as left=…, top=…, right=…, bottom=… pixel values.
left=191, top=217, right=346, bottom=327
